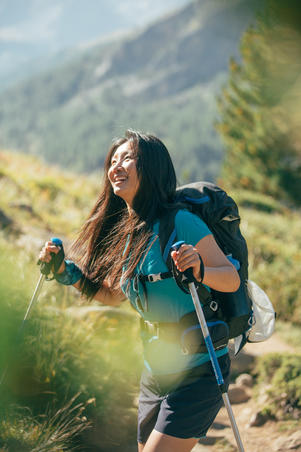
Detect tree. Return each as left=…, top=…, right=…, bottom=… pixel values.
left=216, top=0, right=301, bottom=205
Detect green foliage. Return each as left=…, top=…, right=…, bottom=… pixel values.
left=217, top=0, right=301, bottom=205
left=238, top=197, right=301, bottom=323
left=231, top=189, right=287, bottom=213
left=0, top=151, right=100, bottom=235
left=255, top=353, right=301, bottom=419
left=0, top=395, right=91, bottom=451
left=0, top=238, right=142, bottom=450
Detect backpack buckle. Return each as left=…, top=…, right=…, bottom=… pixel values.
left=210, top=300, right=219, bottom=312
left=148, top=273, right=162, bottom=283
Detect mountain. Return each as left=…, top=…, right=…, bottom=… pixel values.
left=0, top=0, right=262, bottom=182
left=0, top=0, right=189, bottom=89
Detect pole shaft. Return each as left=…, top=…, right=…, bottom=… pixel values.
left=19, top=274, right=45, bottom=335
left=188, top=282, right=245, bottom=452
left=222, top=392, right=245, bottom=452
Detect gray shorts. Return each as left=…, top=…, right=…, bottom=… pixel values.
left=137, top=354, right=230, bottom=443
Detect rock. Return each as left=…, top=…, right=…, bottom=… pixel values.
left=228, top=384, right=250, bottom=404
left=273, top=431, right=301, bottom=451
left=235, top=373, right=253, bottom=388
left=248, top=411, right=269, bottom=427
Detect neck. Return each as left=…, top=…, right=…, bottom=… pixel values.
left=126, top=202, right=135, bottom=215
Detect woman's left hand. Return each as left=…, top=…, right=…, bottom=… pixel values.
left=170, top=244, right=202, bottom=282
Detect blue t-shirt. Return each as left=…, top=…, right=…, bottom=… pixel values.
left=121, top=209, right=228, bottom=375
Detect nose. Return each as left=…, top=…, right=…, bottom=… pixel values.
left=109, top=160, right=124, bottom=181
left=112, top=160, right=123, bottom=173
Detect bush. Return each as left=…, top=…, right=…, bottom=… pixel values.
left=254, top=353, right=301, bottom=420
left=236, top=191, right=301, bottom=324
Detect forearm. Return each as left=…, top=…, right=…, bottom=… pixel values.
left=55, top=260, right=124, bottom=306
left=201, top=264, right=240, bottom=292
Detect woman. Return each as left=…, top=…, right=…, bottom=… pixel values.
left=39, top=130, right=240, bottom=452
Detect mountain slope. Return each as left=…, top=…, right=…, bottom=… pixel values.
left=0, top=0, right=189, bottom=90
left=0, top=0, right=262, bottom=181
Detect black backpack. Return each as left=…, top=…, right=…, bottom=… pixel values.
left=158, top=181, right=253, bottom=340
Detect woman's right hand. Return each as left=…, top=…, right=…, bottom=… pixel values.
left=39, top=241, right=65, bottom=274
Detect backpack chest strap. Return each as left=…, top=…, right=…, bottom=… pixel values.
left=138, top=270, right=211, bottom=303
left=139, top=272, right=172, bottom=283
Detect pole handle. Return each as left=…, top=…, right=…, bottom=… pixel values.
left=38, top=237, right=65, bottom=276
left=171, top=240, right=195, bottom=282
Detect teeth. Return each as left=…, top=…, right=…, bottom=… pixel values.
left=115, top=177, right=127, bottom=182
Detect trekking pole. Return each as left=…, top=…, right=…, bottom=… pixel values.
left=0, top=237, right=64, bottom=387
left=172, top=241, right=245, bottom=452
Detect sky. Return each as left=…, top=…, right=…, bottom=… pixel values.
left=0, top=0, right=189, bottom=85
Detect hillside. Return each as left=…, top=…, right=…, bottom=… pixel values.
left=1, top=151, right=301, bottom=451
left=0, top=150, right=100, bottom=241
left=1, top=149, right=300, bottom=326
left=0, top=0, right=262, bottom=182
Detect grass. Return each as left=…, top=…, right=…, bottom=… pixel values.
left=0, top=235, right=142, bottom=450
left=239, top=201, right=301, bottom=324
left=1, top=149, right=301, bottom=446
left=0, top=150, right=100, bottom=236
left=0, top=394, right=91, bottom=451
left=254, top=353, right=301, bottom=420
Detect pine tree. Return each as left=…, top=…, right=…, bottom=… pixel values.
left=216, top=0, right=301, bottom=205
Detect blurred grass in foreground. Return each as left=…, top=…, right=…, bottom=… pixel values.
left=0, top=237, right=142, bottom=451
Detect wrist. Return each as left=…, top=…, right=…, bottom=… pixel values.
left=197, top=254, right=205, bottom=283
left=54, top=260, right=83, bottom=285
left=56, top=260, right=66, bottom=274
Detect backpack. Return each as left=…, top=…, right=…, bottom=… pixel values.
left=159, top=181, right=253, bottom=338
left=139, top=181, right=274, bottom=355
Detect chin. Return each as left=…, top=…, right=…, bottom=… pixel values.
left=113, top=188, right=126, bottom=202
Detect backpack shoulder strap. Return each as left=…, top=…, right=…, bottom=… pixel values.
left=158, top=207, right=213, bottom=302
left=159, top=208, right=178, bottom=263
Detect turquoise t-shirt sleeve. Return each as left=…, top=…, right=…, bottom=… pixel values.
left=175, top=209, right=212, bottom=246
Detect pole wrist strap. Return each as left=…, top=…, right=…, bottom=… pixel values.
left=54, top=260, right=83, bottom=285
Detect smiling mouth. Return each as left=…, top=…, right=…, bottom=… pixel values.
left=114, top=177, right=127, bottom=184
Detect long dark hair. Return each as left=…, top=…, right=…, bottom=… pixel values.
left=70, top=130, right=177, bottom=299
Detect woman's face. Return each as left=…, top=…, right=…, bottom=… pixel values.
left=108, top=141, right=140, bottom=207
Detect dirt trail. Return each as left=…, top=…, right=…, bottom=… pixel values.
left=243, top=333, right=296, bottom=356
left=192, top=333, right=299, bottom=452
